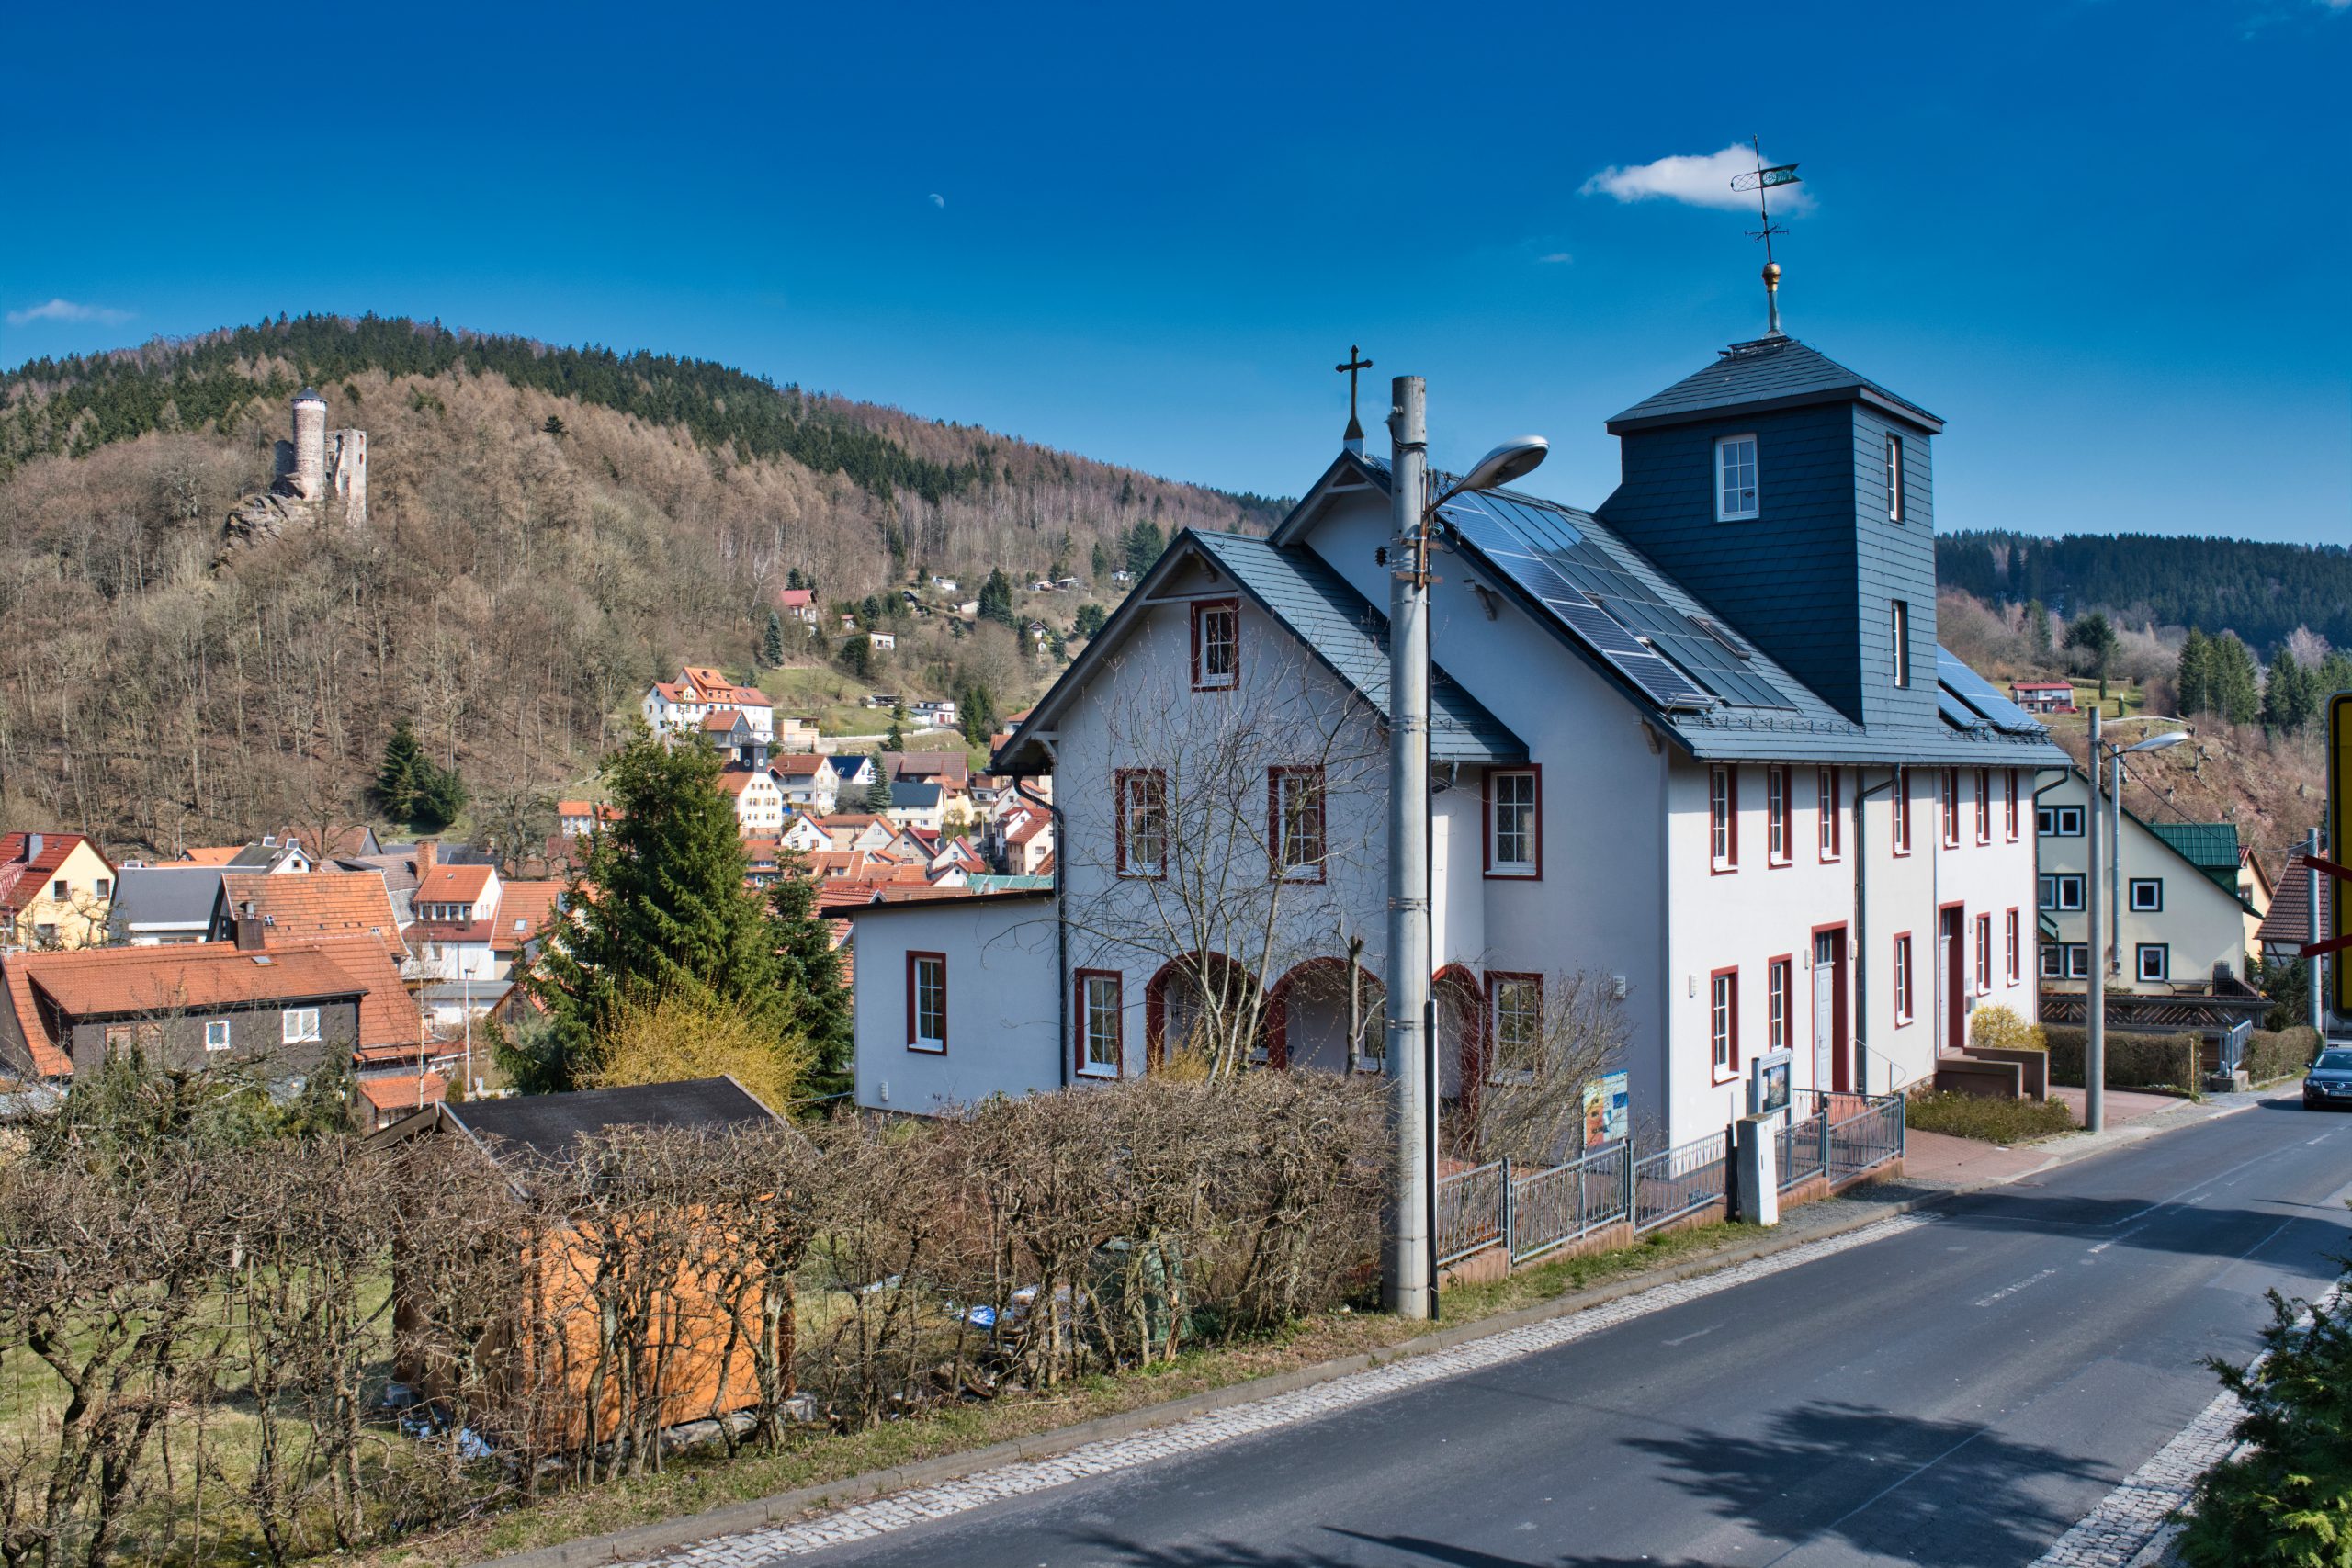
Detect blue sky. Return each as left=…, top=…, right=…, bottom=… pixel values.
left=6, top=1, right=2347, bottom=542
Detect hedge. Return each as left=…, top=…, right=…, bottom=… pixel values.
left=2245, top=1025, right=2322, bottom=1084
left=2043, top=1026, right=2200, bottom=1091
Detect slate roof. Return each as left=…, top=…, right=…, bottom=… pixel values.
left=891, top=781, right=944, bottom=809
left=1605, top=335, right=1944, bottom=434
left=111, top=865, right=225, bottom=931
left=438, top=1077, right=777, bottom=1165
left=998, top=530, right=1526, bottom=775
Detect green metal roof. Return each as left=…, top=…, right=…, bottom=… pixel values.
left=2146, top=821, right=2239, bottom=872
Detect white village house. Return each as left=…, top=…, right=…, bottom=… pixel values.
left=849, top=331, right=2065, bottom=1141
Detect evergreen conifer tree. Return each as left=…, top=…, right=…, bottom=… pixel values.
left=2177, top=628, right=2211, bottom=717
left=2211, top=632, right=2263, bottom=725
left=377, top=719, right=426, bottom=819
left=1091, top=541, right=1111, bottom=581
left=522, top=730, right=795, bottom=1092
left=2025, top=599, right=2052, bottom=660
left=2262, top=647, right=2313, bottom=733
left=2064, top=612, right=2120, bottom=702
left=770, top=867, right=852, bottom=1097
left=411, top=761, right=468, bottom=830
left=763, top=609, right=786, bottom=667
left=978, top=569, right=1017, bottom=628
left=839, top=635, right=873, bottom=680
left=865, top=749, right=895, bottom=814
left=1124, top=520, right=1165, bottom=577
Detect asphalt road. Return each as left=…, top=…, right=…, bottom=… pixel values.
left=769, top=1096, right=2352, bottom=1568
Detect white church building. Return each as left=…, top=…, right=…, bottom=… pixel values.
left=847, top=329, right=2065, bottom=1143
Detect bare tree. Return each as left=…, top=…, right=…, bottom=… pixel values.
left=1061, top=640, right=1384, bottom=1078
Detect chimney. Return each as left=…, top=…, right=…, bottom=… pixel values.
left=233, top=899, right=265, bottom=952
left=417, top=839, right=438, bottom=874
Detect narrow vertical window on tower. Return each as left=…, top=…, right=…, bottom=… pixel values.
left=1715, top=435, right=1758, bottom=520
left=1884, top=434, right=1905, bottom=522
left=1891, top=601, right=1911, bottom=687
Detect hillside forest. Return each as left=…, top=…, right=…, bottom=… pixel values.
left=0, top=316, right=1281, bottom=856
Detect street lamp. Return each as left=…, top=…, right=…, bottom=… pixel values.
left=2084, top=712, right=2191, bottom=1134
left=1385, top=378, right=1547, bottom=1321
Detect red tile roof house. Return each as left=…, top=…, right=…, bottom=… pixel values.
left=0, top=926, right=421, bottom=1083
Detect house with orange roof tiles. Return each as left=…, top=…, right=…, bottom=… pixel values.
left=0, top=832, right=118, bottom=951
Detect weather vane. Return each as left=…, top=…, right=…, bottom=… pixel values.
left=1729, top=137, right=1803, bottom=337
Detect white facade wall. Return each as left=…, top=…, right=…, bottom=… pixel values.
left=1926, top=764, right=2041, bottom=1054
left=2034, top=770, right=2247, bottom=991
left=850, top=897, right=1061, bottom=1113
left=1047, top=565, right=1391, bottom=1080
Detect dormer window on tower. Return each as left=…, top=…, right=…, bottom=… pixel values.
left=1884, top=434, right=1905, bottom=522
left=1714, top=435, right=1758, bottom=520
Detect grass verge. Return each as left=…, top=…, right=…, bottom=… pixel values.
left=1905, top=1090, right=2077, bottom=1144
left=347, top=1222, right=1766, bottom=1565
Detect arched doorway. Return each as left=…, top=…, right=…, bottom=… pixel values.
left=1143, top=953, right=1267, bottom=1073
left=1266, top=957, right=1386, bottom=1074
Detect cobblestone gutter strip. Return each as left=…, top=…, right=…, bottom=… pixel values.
left=2029, top=1277, right=2345, bottom=1568
left=477, top=1213, right=1932, bottom=1568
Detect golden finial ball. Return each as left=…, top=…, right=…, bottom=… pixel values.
left=1762, top=261, right=1781, bottom=288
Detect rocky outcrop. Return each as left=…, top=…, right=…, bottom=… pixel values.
left=220, top=486, right=320, bottom=553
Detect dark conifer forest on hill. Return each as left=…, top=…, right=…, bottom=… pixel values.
left=0, top=314, right=1281, bottom=855
left=1937, top=530, right=2352, bottom=656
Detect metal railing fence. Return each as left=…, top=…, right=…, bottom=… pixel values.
left=1631, top=1129, right=1731, bottom=1234
left=1826, top=1094, right=1905, bottom=1181
left=1508, top=1142, right=1634, bottom=1265
left=1434, top=1158, right=1509, bottom=1267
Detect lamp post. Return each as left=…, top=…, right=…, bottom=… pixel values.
left=2083, top=717, right=2189, bottom=1133
left=1383, top=373, right=1546, bottom=1320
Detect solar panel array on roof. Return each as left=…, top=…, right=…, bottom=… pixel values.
left=1934, top=649, right=2048, bottom=736
left=1938, top=691, right=1991, bottom=733
left=1438, top=494, right=1795, bottom=712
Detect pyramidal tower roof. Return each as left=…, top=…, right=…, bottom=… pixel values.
left=1605, top=335, right=1942, bottom=435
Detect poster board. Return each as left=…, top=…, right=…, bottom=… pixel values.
left=1750, top=1048, right=1794, bottom=1119
left=1581, top=1071, right=1629, bottom=1145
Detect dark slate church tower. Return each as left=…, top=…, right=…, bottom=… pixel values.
left=1596, top=335, right=1943, bottom=730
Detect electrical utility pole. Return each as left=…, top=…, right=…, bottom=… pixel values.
left=2310, top=827, right=2325, bottom=1038
left=2086, top=707, right=2106, bottom=1134
left=1384, top=374, right=1433, bottom=1320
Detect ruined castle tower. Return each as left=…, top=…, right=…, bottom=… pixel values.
left=290, top=387, right=328, bottom=499
left=328, top=427, right=367, bottom=524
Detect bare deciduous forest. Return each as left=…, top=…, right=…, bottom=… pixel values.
left=0, top=316, right=1283, bottom=855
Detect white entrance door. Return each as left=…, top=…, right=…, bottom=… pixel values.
left=1812, top=933, right=1836, bottom=1089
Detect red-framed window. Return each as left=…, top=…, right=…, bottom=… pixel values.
left=1893, top=766, right=1913, bottom=856
left=1975, top=912, right=1993, bottom=993
left=1767, top=766, right=1792, bottom=865
left=1709, top=966, right=1739, bottom=1078
left=1074, top=968, right=1123, bottom=1078
left=1191, top=598, right=1239, bottom=690
left=2005, top=908, right=2020, bottom=985
left=1975, top=768, right=1992, bottom=844
left=1940, top=768, right=1961, bottom=848
left=1114, top=769, right=1168, bottom=877
left=1710, top=766, right=1738, bottom=872
left=1767, top=956, right=1792, bottom=1054
left=907, top=951, right=947, bottom=1052
left=1487, top=971, right=1543, bottom=1084
left=1485, top=767, right=1542, bottom=878
left=1817, top=766, right=1841, bottom=861
left=2004, top=770, right=2019, bottom=841
left=1268, top=766, right=1327, bottom=882
left=1893, top=933, right=1914, bottom=1024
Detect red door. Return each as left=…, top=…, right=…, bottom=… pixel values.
left=1939, top=907, right=1966, bottom=1054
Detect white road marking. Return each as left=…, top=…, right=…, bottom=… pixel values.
left=1973, top=1268, right=2060, bottom=1307
left=1662, top=1323, right=1720, bottom=1347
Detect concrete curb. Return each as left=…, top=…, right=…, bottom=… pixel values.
left=473, top=1096, right=2267, bottom=1568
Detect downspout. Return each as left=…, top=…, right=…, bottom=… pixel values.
left=1029, top=741, right=1071, bottom=1089
left=1853, top=771, right=1894, bottom=1097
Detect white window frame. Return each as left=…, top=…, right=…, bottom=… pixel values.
left=1766, top=766, right=1790, bottom=864
left=2128, top=878, right=2163, bottom=912
left=1709, top=971, right=1736, bottom=1076
left=908, top=953, right=947, bottom=1052
left=1892, top=601, right=1911, bottom=688
left=2037, top=805, right=2085, bottom=838
left=204, top=1019, right=232, bottom=1054
left=1487, top=769, right=1539, bottom=878
left=1193, top=600, right=1239, bottom=691
left=1078, top=972, right=1122, bottom=1078
left=1709, top=765, right=1736, bottom=870
left=1884, top=433, right=1904, bottom=522
left=1270, top=766, right=1327, bottom=883
left=282, top=1007, right=322, bottom=1044
left=1714, top=434, right=1758, bottom=521
left=2136, top=943, right=2169, bottom=984
left=2039, top=874, right=2086, bottom=912
left=1487, top=976, right=1542, bottom=1086
left=1894, top=936, right=1914, bottom=1022
left=1768, top=959, right=1791, bottom=1053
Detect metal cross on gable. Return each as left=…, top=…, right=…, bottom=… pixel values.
left=1335, top=344, right=1374, bottom=436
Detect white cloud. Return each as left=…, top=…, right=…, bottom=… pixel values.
left=6, top=298, right=131, bottom=328
left=1536, top=251, right=1573, bottom=265
left=927, top=192, right=945, bottom=209
left=1580, top=144, right=1815, bottom=214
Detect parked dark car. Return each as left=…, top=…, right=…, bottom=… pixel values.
left=2302, top=1046, right=2352, bottom=1110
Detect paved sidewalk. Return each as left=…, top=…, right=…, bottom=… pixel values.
left=1903, top=1087, right=2261, bottom=1190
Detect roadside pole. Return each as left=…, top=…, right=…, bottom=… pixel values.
left=1383, top=375, right=1432, bottom=1320
left=2086, top=706, right=2106, bottom=1134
